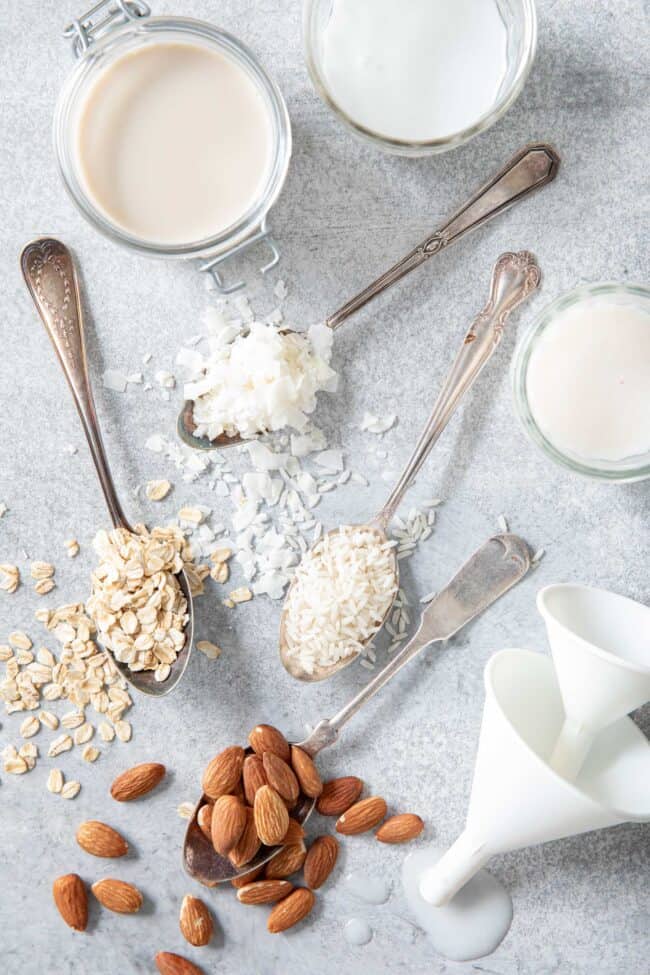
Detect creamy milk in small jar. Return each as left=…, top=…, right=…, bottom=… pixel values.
left=55, top=7, right=291, bottom=262
left=512, top=284, right=650, bottom=482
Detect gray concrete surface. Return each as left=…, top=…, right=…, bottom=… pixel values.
left=0, top=1, right=648, bottom=973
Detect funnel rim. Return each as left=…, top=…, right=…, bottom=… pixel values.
left=485, top=649, right=650, bottom=823
left=537, top=584, right=650, bottom=678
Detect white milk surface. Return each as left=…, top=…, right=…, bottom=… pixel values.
left=526, top=296, right=650, bottom=462
left=75, top=41, right=273, bottom=245
left=321, top=0, right=508, bottom=142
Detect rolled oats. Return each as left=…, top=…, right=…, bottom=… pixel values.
left=61, top=780, right=81, bottom=799
left=47, top=768, right=64, bottom=793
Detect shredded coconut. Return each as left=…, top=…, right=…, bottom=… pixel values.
left=182, top=318, right=338, bottom=441
left=283, top=525, right=398, bottom=674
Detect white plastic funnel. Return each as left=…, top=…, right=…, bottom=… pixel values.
left=419, top=649, right=650, bottom=907
left=539, top=584, right=650, bottom=780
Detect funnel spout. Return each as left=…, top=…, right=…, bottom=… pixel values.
left=549, top=717, right=595, bottom=780
left=419, top=831, right=491, bottom=906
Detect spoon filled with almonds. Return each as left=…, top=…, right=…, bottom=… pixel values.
left=21, top=238, right=194, bottom=697
left=183, top=531, right=531, bottom=895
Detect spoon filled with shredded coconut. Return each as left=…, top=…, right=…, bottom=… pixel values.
left=21, top=238, right=195, bottom=697
left=280, top=252, right=541, bottom=679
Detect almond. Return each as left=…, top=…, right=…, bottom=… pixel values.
left=179, top=894, right=213, bottom=947
left=110, top=762, right=166, bottom=801
left=267, top=887, right=315, bottom=933
left=248, top=724, right=290, bottom=763
left=264, top=842, right=307, bottom=880
left=376, top=813, right=424, bottom=844
left=155, top=951, right=205, bottom=975
left=242, top=754, right=267, bottom=805
left=290, top=746, right=323, bottom=798
left=202, top=745, right=245, bottom=800
left=303, top=835, right=339, bottom=889
left=262, top=752, right=300, bottom=805
left=254, top=785, right=289, bottom=846
left=91, top=878, right=143, bottom=914
left=282, top=817, right=305, bottom=845
left=211, top=794, right=247, bottom=855
left=230, top=864, right=264, bottom=889
left=236, top=879, right=293, bottom=905
left=228, top=806, right=261, bottom=868
left=52, top=874, right=87, bottom=931
left=316, top=776, right=363, bottom=816
left=336, top=796, right=387, bottom=835
left=197, top=802, right=213, bottom=841
left=76, top=820, right=128, bottom=858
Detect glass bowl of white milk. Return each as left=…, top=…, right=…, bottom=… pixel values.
left=303, top=0, right=537, bottom=156
left=512, top=283, right=650, bottom=482
left=54, top=12, right=291, bottom=261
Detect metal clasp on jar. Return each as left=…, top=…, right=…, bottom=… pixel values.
left=64, top=0, right=150, bottom=58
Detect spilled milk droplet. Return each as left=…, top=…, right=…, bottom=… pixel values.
left=402, top=846, right=513, bottom=962
left=344, top=870, right=391, bottom=905
left=344, top=917, right=373, bottom=946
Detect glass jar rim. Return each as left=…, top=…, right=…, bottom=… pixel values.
left=302, top=0, right=537, bottom=156
left=53, top=16, right=292, bottom=259
left=511, top=282, right=650, bottom=483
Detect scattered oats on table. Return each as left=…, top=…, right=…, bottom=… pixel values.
left=64, top=539, right=80, bottom=558
left=196, top=640, right=222, bottom=660
left=146, top=479, right=172, bottom=501
left=177, top=801, right=194, bottom=820
left=0, top=564, right=20, bottom=593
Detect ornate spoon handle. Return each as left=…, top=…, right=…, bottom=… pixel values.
left=326, top=144, right=558, bottom=331
left=375, top=250, right=540, bottom=527
left=20, top=237, right=131, bottom=530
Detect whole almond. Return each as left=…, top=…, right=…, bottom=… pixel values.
left=228, top=806, right=261, bottom=868
left=155, top=951, right=205, bottom=975
left=264, top=842, right=307, bottom=880
left=236, top=879, right=293, bottom=905
left=254, top=785, right=289, bottom=846
left=52, top=874, right=88, bottom=931
left=290, top=746, right=323, bottom=798
left=197, top=803, right=213, bottom=841
left=282, top=817, right=305, bottom=846
left=242, top=754, right=267, bottom=805
left=336, top=796, right=387, bottom=835
left=202, top=745, right=245, bottom=799
left=316, top=776, right=363, bottom=816
left=248, top=724, right=290, bottom=763
left=376, top=813, right=424, bottom=844
left=267, top=887, right=315, bottom=933
left=303, top=835, right=339, bottom=889
left=92, top=878, right=143, bottom=914
left=262, top=752, right=300, bottom=805
left=110, top=762, right=166, bottom=801
left=179, top=894, right=213, bottom=947
left=211, top=794, right=247, bottom=855
left=230, top=864, right=264, bottom=889
left=76, top=820, right=128, bottom=858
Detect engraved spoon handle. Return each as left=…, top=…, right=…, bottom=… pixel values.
left=375, top=250, right=540, bottom=527
left=20, top=238, right=131, bottom=531
left=298, top=534, right=531, bottom=756
left=325, top=144, right=558, bottom=331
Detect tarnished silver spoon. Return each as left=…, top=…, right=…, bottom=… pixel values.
left=178, top=143, right=559, bottom=450
left=20, top=238, right=194, bottom=698
left=279, top=250, right=541, bottom=681
left=183, top=532, right=531, bottom=886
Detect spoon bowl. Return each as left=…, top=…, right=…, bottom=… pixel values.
left=20, top=237, right=194, bottom=698
left=278, top=251, right=541, bottom=681
left=178, top=144, right=559, bottom=451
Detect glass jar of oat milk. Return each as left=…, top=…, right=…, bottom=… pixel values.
left=54, top=1, right=291, bottom=291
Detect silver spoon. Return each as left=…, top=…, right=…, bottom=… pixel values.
left=178, top=143, right=559, bottom=450
left=183, top=532, right=531, bottom=886
left=279, top=250, right=540, bottom=681
left=20, top=237, right=194, bottom=698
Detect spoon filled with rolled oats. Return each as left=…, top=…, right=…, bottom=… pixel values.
left=21, top=238, right=194, bottom=697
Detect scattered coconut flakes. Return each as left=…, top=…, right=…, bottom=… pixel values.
left=0, top=502, right=7, bottom=517
left=63, top=445, right=78, bottom=456
left=146, top=479, right=172, bottom=501
left=103, top=369, right=128, bottom=392
left=531, top=547, right=546, bottom=565
left=314, top=449, right=344, bottom=474
left=498, top=514, right=509, bottom=533
left=360, top=411, right=397, bottom=434
left=155, top=370, right=176, bottom=389
left=177, top=801, right=194, bottom=819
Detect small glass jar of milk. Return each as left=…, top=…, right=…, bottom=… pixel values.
left=303, top=0, right=537, bottom=155
left=512, top=284, right=650, bottom=482
left=54, top=2, right=291, bottom=279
